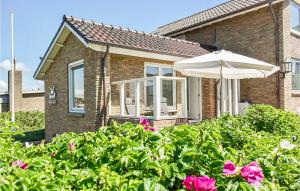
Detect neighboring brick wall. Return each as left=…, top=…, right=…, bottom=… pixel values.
left=282, top=0, right=300, bottom=113
left=7, top=71, right=45, bottom=112
left=8, top=71, right=23, bottom=112
left=175, top=3, right=285, bottom=116
left=44, top=34, right=107, bottom=141
left=21, top=93, right=45, bottom=112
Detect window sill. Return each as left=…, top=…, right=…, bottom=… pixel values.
left=291, top=90, right=300, bottom=97
left=291, top=29, right=300, bottom=38
left=68, top=112, right=85, bottom=117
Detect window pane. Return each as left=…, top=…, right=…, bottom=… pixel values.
left=146, top=80, right=154, bottom=107
left=162, top=68, right=173, bottom=77
left=162, top=80, right=174, bottom=106
left=146, top=66, right=159, bottom=77
left=291, top=4, right=300, bottom=31
left=72, top=66, right=84, bottom=109
left=292, top=60, right=300, bottom=90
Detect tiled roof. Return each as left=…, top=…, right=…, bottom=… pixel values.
left=154, top=0, right=273, bottom=36
left=65, top=16, right=213, bottom=57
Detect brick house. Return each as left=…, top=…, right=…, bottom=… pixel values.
left=34, top=16, right=214, bottom=141
left=154, top=0, right=300, bottom=116
left=34, top=0, right=300, bottom=141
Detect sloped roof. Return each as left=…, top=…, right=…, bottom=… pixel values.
left=65, top=16, right=213, bottom=57
left=154, top=0, right=282, bottom=36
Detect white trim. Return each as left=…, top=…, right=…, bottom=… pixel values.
left=64, top=23, right=89, bottom=47
left=34, top=22, right=187, bottom=80
left=68, top=59, right=85, bottom=113
left=144, top=63, right=177, bottom=110
left=153, top=76, right=161, bottom=120
left=89, top=44, right=187, bottom=62
left=120, top=82, right=125, bottom=116
left=34, top=22, right=89, bottom=80
left=22, top=90, right=44, bottom=94
left=291, top=29, right=300, bottom=37
left=168, top=0, right=284, bottom=37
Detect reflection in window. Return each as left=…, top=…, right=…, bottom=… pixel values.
left=68, top=61, right=84, bottom=113
left=145, top=65, right=175, bottom=108
left=291, top=2, right=300, bottom=32
left=162, top=68, right=174, bottom=106
left=292, top=59, right=300, bottom=90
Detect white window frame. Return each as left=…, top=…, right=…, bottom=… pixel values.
left=144, top=63, right=176, bottom=110
left=291, top=58, right=300, bottom=91
left=290, top=1, right=300, bottom=36
left=68, top=59, right=85, bottom=113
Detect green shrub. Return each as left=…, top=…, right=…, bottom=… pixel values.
left=0, top=112, right=45, bottom=141
left=0, top=111, right=44, bottom=131
left=245, top=104, right=300, bottom=135
left=0, top=106, right=299, bottom=190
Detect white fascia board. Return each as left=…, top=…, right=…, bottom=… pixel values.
left=34, top=22, right=89, bottom=80
left=88, top=43, right=187, bottom=62
left=169, top=0, right=284, bottom=37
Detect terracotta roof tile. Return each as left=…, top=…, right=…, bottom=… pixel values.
left=153, top=0, right=268, bottom=35
left=65, top=16, right=213, bottom=58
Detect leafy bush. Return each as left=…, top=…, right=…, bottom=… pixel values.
left=0, top=112, right=44, bottom=131
left=0, top=112, right=45, bottom=141
left=0, top=106, right=299, bottom=190
left=245, top=104, right=300, bottom=135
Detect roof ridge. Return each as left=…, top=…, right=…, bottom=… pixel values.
left=156, top=0, right=237, bottom=30
left=64, top=16, right=200, bottom=46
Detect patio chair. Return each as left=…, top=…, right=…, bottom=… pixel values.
left=161, top=97, right=169, bottom=116
left=125, top=97, right=135, bottom=116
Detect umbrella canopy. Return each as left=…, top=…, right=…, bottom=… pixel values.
left=175, top=50, right=280, bottom=79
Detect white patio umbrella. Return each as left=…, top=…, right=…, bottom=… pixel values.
left=174, top=50, right=280, bottom=116
left=175, top=50, right=279, bottom=79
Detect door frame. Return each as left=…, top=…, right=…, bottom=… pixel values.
left=187, top=77, right=202, bottom=120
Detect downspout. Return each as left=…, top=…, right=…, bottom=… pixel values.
left=269, top=0, right=281, bottom=108
left=101, top=45, right=110, bottom=126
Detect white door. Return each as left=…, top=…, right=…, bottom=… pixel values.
left=188, top=77, right=202, bottom=120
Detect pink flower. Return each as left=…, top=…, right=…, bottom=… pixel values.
left=139, top=117, right=150, bottom=128
left=182, top=176, right=217, bottom=191
left=144, top=127, right=157, bottom=132
left=192, top=176, right=217, bottom=191
left=182, top=176, right=195, bottom=190
left=50, top=152, right=56, bottom=158
left=68, top=143, right=75, bottom=151
left=223, top=160, right=237, bottom=176
left=11, top=160, right=28, bottom=170
left=240, top=162, right=264, bottom=187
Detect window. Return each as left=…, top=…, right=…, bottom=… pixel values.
left=292, top=58, right=300, bottom=90
left=68, top=60, right=84, bottom=113
left=144, top=63, right=176, bottom=108
left=291, top=2, right=300, bottom=32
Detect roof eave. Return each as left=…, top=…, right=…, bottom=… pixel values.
left=33, top=20, right=90, bottom=80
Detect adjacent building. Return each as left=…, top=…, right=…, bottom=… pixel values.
left=0, top=70, right=45, bottom=113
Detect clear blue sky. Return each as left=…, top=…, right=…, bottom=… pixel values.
left=0, top=0, right=226, bottom=92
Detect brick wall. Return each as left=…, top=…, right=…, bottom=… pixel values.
left=44, top=34, right=107, bottom=141
left=44, top=35, right=187, bottom=141
left=7, top=70, right=45, bottom=112
left=109, top=54, right=177, bottom=116
left=21, top=93, right=45, bottom=112
left=175, top=3, right=285, bottom=116
left=8, top=71, right=23, bottom=112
